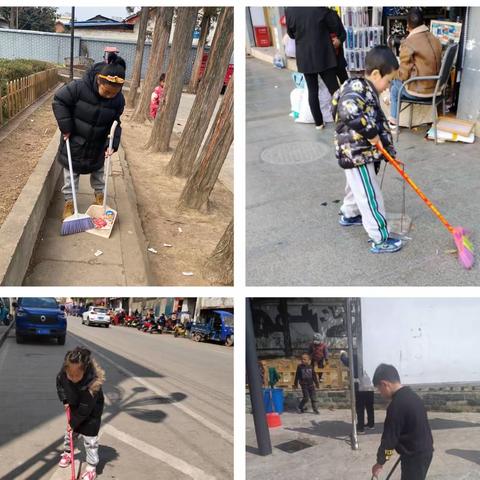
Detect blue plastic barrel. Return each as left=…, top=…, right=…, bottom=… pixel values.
left=263, top=388, right=284, bottom=414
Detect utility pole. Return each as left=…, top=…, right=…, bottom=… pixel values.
left=70, top=7, right=75, bottom=82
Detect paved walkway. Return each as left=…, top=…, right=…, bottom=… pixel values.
left=246, top=409, right=480, bottom=480
left=246, top=57, right=480, bottom=286
left=24, top=146, right=151, bottom=286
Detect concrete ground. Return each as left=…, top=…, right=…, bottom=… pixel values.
left=0, top=316, right=233, bottom=479
left=24, top=147, right=150, bottom=286
left=246, top=58, right=480, bottom=286
left=246, top=409, right=480, bottom=480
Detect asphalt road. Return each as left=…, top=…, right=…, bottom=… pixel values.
left=0, top=316, right=233, bottom=479
left=246, top=58, right=480, bottom=286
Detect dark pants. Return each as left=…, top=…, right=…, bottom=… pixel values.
left=335, top=65, right=349, bottom=85
left=299, top=384, right=318, bottom=411
left=355, top=384, right=374, bottom=429
left=311, top=358, right=325, bottom=380
left=303, top=68, right=340, bottom=126
left=400, top=451, right=433, bottom=480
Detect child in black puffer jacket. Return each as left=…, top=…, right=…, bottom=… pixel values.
left=52, top=55, right=126, bottom=221
left=56, top=347, right=105, bottom=480
left=332, top=46, right=403, bottom=254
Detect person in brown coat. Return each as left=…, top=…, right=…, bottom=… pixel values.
left=388, top=8, right=442, bottom=129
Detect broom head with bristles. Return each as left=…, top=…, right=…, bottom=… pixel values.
left=452, top=227, right=474, bottom=270
left=61, top=213, right=94, bottom=236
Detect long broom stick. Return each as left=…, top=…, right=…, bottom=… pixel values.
left=376, top=143, right=474, bottom=269
left=66, top=406, right=76, bottom=480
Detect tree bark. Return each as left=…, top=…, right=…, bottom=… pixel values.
left=166, top=7, right=233, bottom=177
left=178, top=74, right=233, bottom=212
left=146, top=7, right=198, bottom=153
left=186, top=10, right=211, bottom=94
left=131, top=7, right=173, bottom=123
left=204, top=218, right=233, bottom=285
left=126, top=7, right=150, bottom=108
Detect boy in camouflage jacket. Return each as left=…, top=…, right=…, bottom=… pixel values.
left=332, top=46, right=403, bottom=254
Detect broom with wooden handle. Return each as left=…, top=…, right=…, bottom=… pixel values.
left=376, top=143, right=474, bottom=269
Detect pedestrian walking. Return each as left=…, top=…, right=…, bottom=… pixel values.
left=285, top=7, right=341, bottom=129
left=293, top=353, right=320, bottom=414
left=56, top=347, right=106, bottom=480
left=52, top=54, right=126, bottom=221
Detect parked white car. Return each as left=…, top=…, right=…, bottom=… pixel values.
left=82, top=307, right=110, bottom=328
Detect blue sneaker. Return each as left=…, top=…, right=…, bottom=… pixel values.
left=370, top=237, right=403, bottom=254
left=339, top=214, right=362, bottom=226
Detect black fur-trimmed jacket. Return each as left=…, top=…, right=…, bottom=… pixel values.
left=332, top=78, right=396, bottom=169
left=52, top=64, right=124, bottom=174
left=56, top=359, right=105, bottom=436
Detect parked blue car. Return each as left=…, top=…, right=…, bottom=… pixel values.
left=14, top=297, right=67, bottom=345
left=191, top=310, right=234, bottom=346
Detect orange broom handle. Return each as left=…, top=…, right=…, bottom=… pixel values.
left=375, top=143, right=454, bottom=234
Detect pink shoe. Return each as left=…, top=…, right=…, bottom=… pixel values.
left=58, top=452, right=72, bottom=468
left=81, top=469, right=97, bottom=480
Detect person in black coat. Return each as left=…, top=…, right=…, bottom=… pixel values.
left=371, top=364, right=433, bottom=480
left=56, top=347, right=105, bottom=480
left=52, top=55, right=126, bottom=221
left=286, top=7, right=341, bottom=128
left=327, top=9, right=349, bottom=86
left=293, top=353, right=320, bottom=414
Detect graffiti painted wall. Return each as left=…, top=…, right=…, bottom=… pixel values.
left=252, top=298, right=357, bottom=357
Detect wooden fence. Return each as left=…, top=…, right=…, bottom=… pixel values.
left=0, top=68, right=59, bottom=127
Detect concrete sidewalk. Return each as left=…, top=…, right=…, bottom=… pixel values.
left=246, top=409, right=480, bottom=480
left=24, top=146, right=151, bottom=286
left=246, top=58, right=480, bottom=286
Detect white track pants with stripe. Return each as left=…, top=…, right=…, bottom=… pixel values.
left=340, top=163, right=389, bottom=244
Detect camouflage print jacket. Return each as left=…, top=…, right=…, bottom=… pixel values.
left=332, top=78, right=396, bottom=169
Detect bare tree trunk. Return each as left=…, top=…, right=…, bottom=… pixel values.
left=186, top=10, right=211, bottom=94
left=131, top=7, right=173, bottom=123
left=126, top=7, right=149, bottom=108
left=9, top=7, right=16, bottom=28
left=204, top=219, right=233, bottom=285
left=146, top=7, right=198, bottom=153
left=178, top=74, right=233, bottom=211
left=166, top=7, right=233, bottom=177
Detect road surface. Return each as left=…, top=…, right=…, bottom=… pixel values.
left=0, top=316, right=233, bottom=479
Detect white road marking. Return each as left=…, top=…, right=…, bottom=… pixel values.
left=82, top=339, right=234, bottom=444
left=101, top=424, right=216, bottom=480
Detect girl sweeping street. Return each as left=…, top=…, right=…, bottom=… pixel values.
left=56, top=347, right=106, bottom=480
left=52, top=54, right=126, bottom=221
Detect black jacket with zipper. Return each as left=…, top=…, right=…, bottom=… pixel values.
left=56, top=359, right=105, bottom=436
left=52, top=64, right=124, bottom=174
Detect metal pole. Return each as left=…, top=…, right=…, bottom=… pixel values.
left=346, top=298, right=359, bottom=450
left=246, top=298, right=272, bottom=456
left=70, top=7, right=75, bottom=82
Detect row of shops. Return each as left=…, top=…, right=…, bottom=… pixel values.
left=246, top=6, right=480, bottom=133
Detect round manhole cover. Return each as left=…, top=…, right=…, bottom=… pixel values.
left=261, top=141, right=330, bottom=165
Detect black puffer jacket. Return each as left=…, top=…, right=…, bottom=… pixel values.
left=56, top=359, right=105, bottom=436
left=52, top=65, right=124, bottom=174
left=332, top=77, right=396, bottom=169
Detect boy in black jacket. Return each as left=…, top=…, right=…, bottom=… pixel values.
left=332, top=46, right=403, bottom=254
left=52, top=55, right=126, bottom=221
left=293, top=353, right=320, bottom=414
left=57, top=347, right=105, bottom=480
left=371, top=364, right=433, bottom=480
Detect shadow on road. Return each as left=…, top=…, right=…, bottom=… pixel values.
left=446, top=449, right=480, bottom=466
left=0, top=330, right=189, bottom=479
